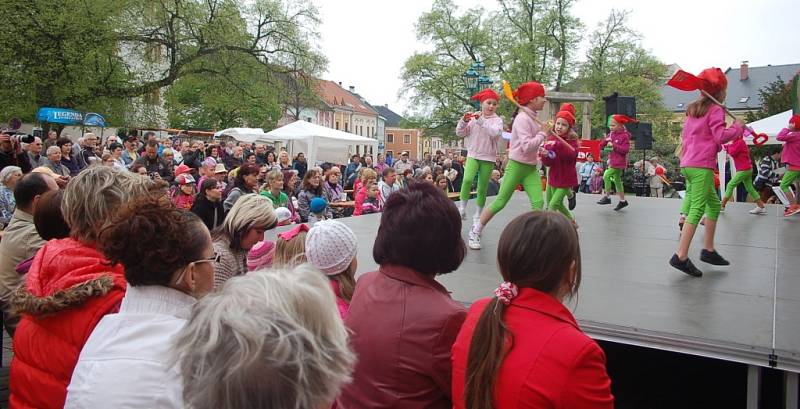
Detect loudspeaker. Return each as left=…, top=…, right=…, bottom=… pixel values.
left=632, top=122, right=653, bottom=150
left=603, top=92, right=637, bottom=121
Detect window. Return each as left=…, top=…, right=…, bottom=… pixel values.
left=345, top=123, right=349, bottom=132
left=336, top=121, right=340, bottom=130
left=305, top=117, right=312, bottom=122
left=387, top=133, right=394, bottom=143
left=403, top=134, right=411, bottom=144
left=739, top=96, right=750, bottom=103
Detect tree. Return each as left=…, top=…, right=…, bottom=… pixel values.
left=745, top=77, right=795, bottom=122
left=0, top=0, right=323, bottom=128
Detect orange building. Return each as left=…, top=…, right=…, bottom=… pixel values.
left=385, top=127, right=422, bottom=160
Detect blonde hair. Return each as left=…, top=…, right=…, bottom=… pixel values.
left=172, top=265, right=355, bottom=409
left=273, top=231, right=307, bottom=267
left=62, top=166, right=157, bottom=244
left=359, top=168, right=377, bottom=185
left=331, top=260, right=357, bottom=303
left=214, top=194, right=277, bottom=251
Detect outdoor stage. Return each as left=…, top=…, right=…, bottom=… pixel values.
left=323, top=192, right=799, bottom=408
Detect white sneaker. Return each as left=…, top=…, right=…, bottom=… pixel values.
left=749, top=206, right=767, bottom=215
left=468, top=228, right=482, bottom=250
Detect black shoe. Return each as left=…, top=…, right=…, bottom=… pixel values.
left=670, top=254, right=703, bottom=277
left=700, top=249, right=730, bottom=266
left=613, top=200, right=628, bottom=211
left=568, top=192, right=577, bottom=210
left=597, top=196, right=611, bottom=205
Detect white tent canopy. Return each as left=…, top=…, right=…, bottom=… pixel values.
left=265, top=120, right=378, bottom=165
left=214, top=127, right=277, bottom=144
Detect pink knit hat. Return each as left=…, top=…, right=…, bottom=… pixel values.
left=247, top=240, right=275, bottom=271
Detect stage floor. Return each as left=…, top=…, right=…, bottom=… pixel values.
left=326, top=192, right=800, bottom=372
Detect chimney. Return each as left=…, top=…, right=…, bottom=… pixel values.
left=384, top=104, right=388, bottom=108
left=338, top=81, right=342, bottom=86
left=740, top=61, right=749, bottom=81
left=349, top=86, right=355, bottom=93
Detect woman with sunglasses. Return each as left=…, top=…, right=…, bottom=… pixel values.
left=64, top=195, right=216, bottom=408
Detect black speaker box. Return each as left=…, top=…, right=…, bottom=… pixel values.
left=603, top=92, right=637, bottom=120
left=632, top=122, right=653, bottom=150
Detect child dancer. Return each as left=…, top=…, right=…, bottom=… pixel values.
left=540, top=108, right=580, bottom=228
left=670, top=67, right=744, bottom=277
left=455, top=89, right=504, bottom=222
left=597, top=115, right=634, bottom=210
left=305, top=220, right=358, bottom=319
left=776, top=114, right=800, bottom=216
left=469, top=82, right=547, bottom=250
left=720, top=136, right=766, bottom=214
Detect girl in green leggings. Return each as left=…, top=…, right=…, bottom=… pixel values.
left=469, top=81, right=547, bottom=250
left=776, top=115, right=800, bottom=216
left=596, top=115, right=634, bottom=211
left=720, top=137, right=766, bottom=214
left=540, top=109, right=580, bottom=227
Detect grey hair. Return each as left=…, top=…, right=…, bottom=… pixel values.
left=172, top=264, right=355, bottom=409
left=0, top=166, right=22, bottom=184
left=214, top=194, right=277, bottom=250
left=61, top=166, right=156, bottom=244
left=46, top=146, right=61, bottom=155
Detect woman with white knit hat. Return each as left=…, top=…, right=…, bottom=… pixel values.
left=305, top=219, right=358, bottom=319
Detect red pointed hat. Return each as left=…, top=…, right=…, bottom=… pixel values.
left=555, top=110, right=576, bottom=127
left=697, top=67, right=728, bottom=96
left=513, top=82, right=545, bottom=105
left=471, top=89, right=499, bottom=103
left=560, top=103, right=576, bottom=116
left=790, top=114, right=800, bottom=129
left=611, top=114, right=638, bottom=125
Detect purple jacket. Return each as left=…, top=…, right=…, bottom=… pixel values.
left=603, top=129, right=631, bottom=169
left=777, top=128, right=800, bottom=168
left=541, top=136, right=580, bottom=188
left=680, top=104, right=743, bottom=169
left=723, top=137, right=752, bottom=171
left=455, top=114, right=503, bottom=162
left=508, top=107, right=546, bottom=166
left=338, top=264, right=466, bottom=409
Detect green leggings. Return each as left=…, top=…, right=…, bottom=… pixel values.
left=547, top=186, right=573, bottom=220
left=780, top=170, right=800, bottom=193
left=460, top=157, right=494, bottom=207
left=723, top=169, right=759, bottom=201
left=603, top=168, right=624, bottom=194
left=488, top=159, right=544, bottom=215
left=682, top=167, right=721, bottom=225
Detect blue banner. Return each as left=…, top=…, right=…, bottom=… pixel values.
left=36, top=107, right=84, bottom=125
left=83, top=113, right=106, bottom=127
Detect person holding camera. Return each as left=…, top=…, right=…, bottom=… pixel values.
left=0, top=130, right=34, bottom=174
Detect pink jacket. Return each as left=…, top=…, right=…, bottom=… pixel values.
left=541, top=136, right=580, bottom=188
left=603, top=129, right=631, bottom=169
left=680, top=104, right=743, bottom=169
left=508, top=107, right=546, bottom=166
left=353, top=186, right=382, bottom=216
left=723, top=137, right=752, bottom=171
left=777, top=128, right=800, bottom=168
left=330, top=280, right=349, bottom=320
left=455, top=114, right=503, bottom=162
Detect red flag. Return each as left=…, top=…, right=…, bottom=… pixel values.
left=667, top=70, right=704, bottom=91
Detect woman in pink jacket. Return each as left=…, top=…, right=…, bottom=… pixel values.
left=469, top=81, right=547, bottom=250
left=670, top=67, right=744, bottom=277
left=455, top=88, right=504, bottom=223
left=720, top=137, right=766, bottom=214
left=597, top=114, right=634, bottom=211
left=452, top=211, right=614, bottom=409
left=777, top=114, right=800, bottom=216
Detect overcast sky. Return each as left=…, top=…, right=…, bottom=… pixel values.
left=316, top=0, right=800, bottom=116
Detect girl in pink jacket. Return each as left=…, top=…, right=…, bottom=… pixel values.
left=777, top=114, right=800, bottom=216
left=596, top=114, right=634, bottom=211
left=670, top=67, right=744, bottom=278
left=469, top=82, right=547, bottom=250
left=720, top=137, right=766, bottom=214
left=540, top=108, right=580, bottom=227
left=455, top=89, right=504, bottom=223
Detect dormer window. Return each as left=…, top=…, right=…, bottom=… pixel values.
left=677, top=103, right=684, bottom=108
left=739, top=97, right=749, bottom=103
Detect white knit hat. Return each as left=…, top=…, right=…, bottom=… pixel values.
left=305, top=220, right=358, bottom=276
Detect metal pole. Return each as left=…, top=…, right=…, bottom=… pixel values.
left=747, top=364, right=761, bottom=409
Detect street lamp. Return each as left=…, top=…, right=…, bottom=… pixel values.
left=462, top=60, right=491, bottom=110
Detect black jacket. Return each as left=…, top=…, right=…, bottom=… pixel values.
left=191, top=194, right=225, bottom=231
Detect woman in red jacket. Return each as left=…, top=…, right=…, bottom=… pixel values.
left=9, top=167, right=159, bottom=409
left=452, top=211, right=614, bottom=409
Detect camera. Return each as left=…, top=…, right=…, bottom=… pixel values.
left=3, top=132, right=36, bottom=144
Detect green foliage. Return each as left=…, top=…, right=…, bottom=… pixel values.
left=745, top=77, right=794, bottom=122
